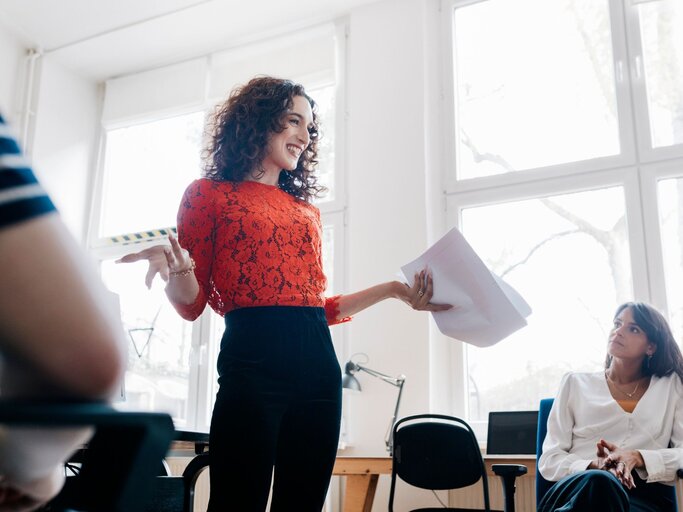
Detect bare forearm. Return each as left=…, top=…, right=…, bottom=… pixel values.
left=334, top=281, right=403, bottom=318
left=164, top=274, right=200, bottom=305
left=335, top=272, right=453, bottom=319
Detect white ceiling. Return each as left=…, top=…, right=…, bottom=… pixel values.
left=0, top=0, right=380, bottom=81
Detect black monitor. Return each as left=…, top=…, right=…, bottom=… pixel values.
left=486, top=410, right=538, bottom=455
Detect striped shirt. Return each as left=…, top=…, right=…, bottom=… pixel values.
left=0, top=115, right=55, bottom=229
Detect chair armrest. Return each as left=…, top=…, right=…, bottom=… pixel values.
left=183, top=452, right=210, bottom=482
left=183, top=452, right=211, bottom=512
left=492, top=464, right=528, bottom=477
left=492, top=464, right=527, bottom=512
left=678, top=468, right=683, bottom=479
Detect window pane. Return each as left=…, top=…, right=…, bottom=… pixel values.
left=658, top=176, right=683, bottom=341
left=638, top=0, right=683, bottom=148
left=322, top=224, right=335, bottom=294
left=102, top=259, right=193, bottom=427
left=461, top=187, right=632, bottom=420
left=453, top=0, right=619, bottom=178
left=100, top=112, right=204, bottom=237
left=310, top=84, right=336, bottom=203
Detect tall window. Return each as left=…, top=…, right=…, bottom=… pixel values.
left=98, top=112, right=205, bottom=237
left=446, top=0, right=683, bottom=431
left=92, top=111, right=206, bottom=429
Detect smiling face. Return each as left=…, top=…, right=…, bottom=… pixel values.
left=608, top=306, right=656, bottom=363
left=260, top=95, right=313, bottom=177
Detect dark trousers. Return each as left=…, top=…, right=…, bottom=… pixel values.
left=207, top=306, right=342, bottom=512
left=539, top=470, right=675, bottom=512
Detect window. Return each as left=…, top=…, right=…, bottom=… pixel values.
left=459, top=185, right=632, bottom=419
left=98, top=112, right=205, bottom=237
left=452, top=0, right=619, bottom=179
left=637, top=1, right=683, bottom=149
left=91, top=111, right=208, bottom=428
left=101, top=259, right=195, bottom=427
left=657, top=174, right=683, bottom=342
left=312, top=83, right=337, bottom=203
left=445, top=0, right=683, bottom=433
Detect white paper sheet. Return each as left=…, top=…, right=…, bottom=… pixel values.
left=400, top=227, right=532, bottom=347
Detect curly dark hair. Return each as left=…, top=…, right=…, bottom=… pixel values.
left=605, top=302, right=683, bottom=382
left=202, top=76, right=326, bottom=202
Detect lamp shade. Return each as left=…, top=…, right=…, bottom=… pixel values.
left=341, top=372, right=362, bottom=392
left=342, top=361, right=362, bottom=391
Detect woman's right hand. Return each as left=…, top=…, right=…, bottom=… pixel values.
left=116, top=233, right=193, bottom=289
left=594, top=438, right=640, bottom=489
left=396, top=270, right=454, bottom=312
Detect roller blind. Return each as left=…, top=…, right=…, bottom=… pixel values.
left=101, top=24, right=336, bottom=125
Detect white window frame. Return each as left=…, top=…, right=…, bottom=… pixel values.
left=440, top=0, right=683, bottom=429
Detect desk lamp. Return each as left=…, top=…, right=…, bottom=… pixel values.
left=341, top=358, right=405, bottom=454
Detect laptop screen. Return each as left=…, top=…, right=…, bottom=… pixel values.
left=486, top=410, right=538, bottom=455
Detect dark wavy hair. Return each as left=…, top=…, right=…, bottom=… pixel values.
left=605, top=302, right=683, bottom=382
left=202, top=76, right=325, bottom=202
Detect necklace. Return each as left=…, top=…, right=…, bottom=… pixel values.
left=605, top=371, right=641, bottom=398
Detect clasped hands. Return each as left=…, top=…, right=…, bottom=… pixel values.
left=591, top=439, right=644, bottom=489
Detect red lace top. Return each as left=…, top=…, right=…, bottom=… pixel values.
left=171, top=178, right=350, bottom=325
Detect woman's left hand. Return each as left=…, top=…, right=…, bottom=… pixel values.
left=598, top=439, right=644, bottom=489
left=396, top=270, right=453, bottom=312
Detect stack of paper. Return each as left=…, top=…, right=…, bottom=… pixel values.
left=401, top=227, right=532, bottom=347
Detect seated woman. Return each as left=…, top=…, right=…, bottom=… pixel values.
left=539, top=302, right=683, bottom=512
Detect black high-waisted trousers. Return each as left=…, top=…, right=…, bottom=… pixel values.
left=207, top=306, right=342, bottom=512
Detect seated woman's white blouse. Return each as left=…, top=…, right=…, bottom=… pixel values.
left=539, top=371, right=683, bottom=484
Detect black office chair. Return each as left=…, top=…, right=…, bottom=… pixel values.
left=143, top=431, right=210, bottom=512
left=389, top=414, right=527, bottom=512
left=0, top=400, right=175, bottom=512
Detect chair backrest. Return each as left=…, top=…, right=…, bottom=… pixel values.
left=0, top=400, right=175, bottom=512
left=535, top=398, right=555, bottom=506
left=389, top=414, right=490, bottom=512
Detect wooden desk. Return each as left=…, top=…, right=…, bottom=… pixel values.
left=333, top=457, right=392, bottom=512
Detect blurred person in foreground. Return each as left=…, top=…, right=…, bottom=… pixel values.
left=0, top=114, right=126, bottom=512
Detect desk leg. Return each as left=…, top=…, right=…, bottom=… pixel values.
left=343, top=474, right=379, bottom=512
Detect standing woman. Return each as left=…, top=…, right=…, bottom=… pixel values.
left=120, top=76, right=450, bottom=511
left=539, top=302, right=683, bottom=512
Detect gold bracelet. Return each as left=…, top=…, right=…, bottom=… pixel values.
left=169, top=258, right=196, bottom=277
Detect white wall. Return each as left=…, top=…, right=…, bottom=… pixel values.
left=31, top=57, right=100, bottom=242
left=344, top=0, right=446, bottom=509
left=0, top=26, right=26, bottom=126
left=0, top=23, right=99, bottom=243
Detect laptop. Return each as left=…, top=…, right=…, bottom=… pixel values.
left=486, top=410, right=538, bottom=455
